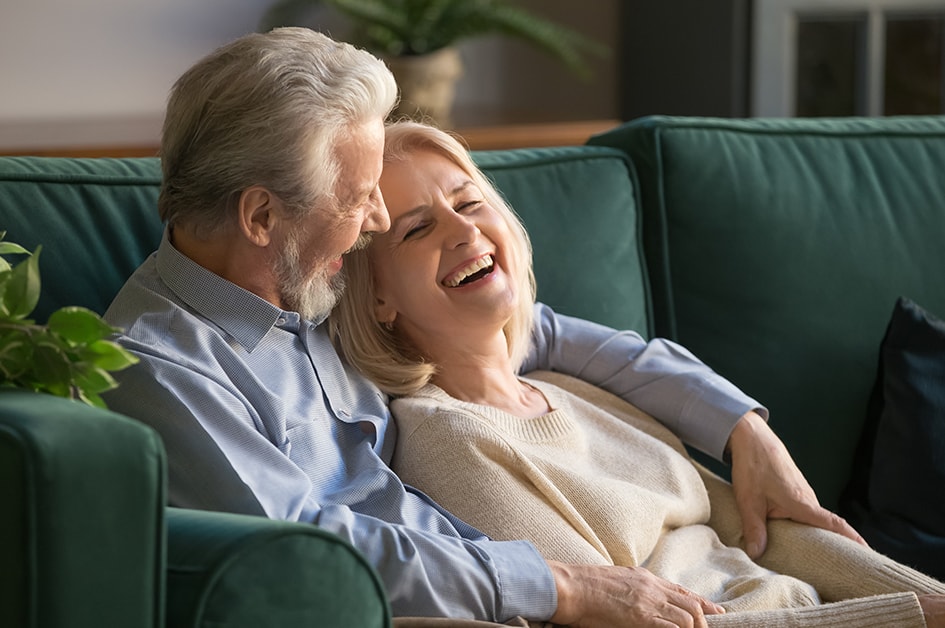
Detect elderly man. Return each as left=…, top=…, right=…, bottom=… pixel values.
left=104, top=27, right=863, bottom=628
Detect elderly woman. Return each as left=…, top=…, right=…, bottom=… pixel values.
left=330, top=120, right=945, bottom=627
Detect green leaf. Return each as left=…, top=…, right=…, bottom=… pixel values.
left=48, top=306, right=117, bottom=344
left=0, top=269, right=12, bottom=314
left=31, top=339, right=74, bottom=388
left=82, top=339, right=139, bottom=371
left=0, top=241, right=30, bottom=256
left=0, top=328, right=33, bottom=380
left=73, top=364, right=119, bottom=395
left=0, top=235, right=137, bottom=407
left=3, top=245, right=41, bottom=320
left=77, top=389, right=108, bottom=409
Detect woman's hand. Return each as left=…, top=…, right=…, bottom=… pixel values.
left=727, top=411, right=867, bottom=558
left=548, top=560, right=725, bottom=627
left=919, top=594, right=945, bottom=627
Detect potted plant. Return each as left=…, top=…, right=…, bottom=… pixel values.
left=259, top=0, right=603, bottom=127
left=0, top=233, right=137, bottom=408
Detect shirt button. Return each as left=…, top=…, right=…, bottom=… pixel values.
left=277, top=317, right=286, bottom=325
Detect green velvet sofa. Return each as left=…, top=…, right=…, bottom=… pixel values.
left=589, top=115, right=945, bottom=580
left=2, top=114, right=944, bottom=626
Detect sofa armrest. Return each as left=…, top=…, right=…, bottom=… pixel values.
left=0, top=390, right=165, bottom=628
left=166, top=507, right=392, bottom=628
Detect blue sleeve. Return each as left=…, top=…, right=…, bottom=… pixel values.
left=106, top=354, right=558, bottom=622
left=315, top=504, right=558, bottom=621
left=522, top=303, right=766, bottom=460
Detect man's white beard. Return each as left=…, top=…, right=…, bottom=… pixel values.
left=276, top=234, right=346, bottom=321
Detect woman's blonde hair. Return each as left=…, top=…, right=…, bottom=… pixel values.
left=159, top=27, right=398, bottom=236
left=330, top=121, right=536, bottom=396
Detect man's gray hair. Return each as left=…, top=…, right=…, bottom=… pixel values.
left=158, top=27, right=398, bottom=234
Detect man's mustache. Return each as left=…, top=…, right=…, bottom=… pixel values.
left=349, top=233, right=373, bottom=253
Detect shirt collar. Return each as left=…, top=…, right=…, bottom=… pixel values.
left=155, top=228, right=291, bottom=351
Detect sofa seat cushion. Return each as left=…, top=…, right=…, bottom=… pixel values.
left=165, top=508, right=391, bottom=628
left=841, top=297, right=945, bottom=580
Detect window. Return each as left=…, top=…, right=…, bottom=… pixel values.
left=753, top=0, right=945, bottom=116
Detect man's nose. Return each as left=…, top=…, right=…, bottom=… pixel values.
left=362, top=193, right=390, bottom=234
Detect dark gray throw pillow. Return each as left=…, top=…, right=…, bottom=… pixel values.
left=840, top=296, right=945, bottom=580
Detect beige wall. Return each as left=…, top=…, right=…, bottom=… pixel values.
left=0, top=0, right=618, bottom=151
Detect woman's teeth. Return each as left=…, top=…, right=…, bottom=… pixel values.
left=443, top=255, right=494, bottom=287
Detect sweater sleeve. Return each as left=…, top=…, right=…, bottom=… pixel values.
left=696, top=462, right=941, bottom=627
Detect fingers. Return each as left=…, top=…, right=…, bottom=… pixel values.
left=671, top=580, right=725, bottom=616
left=727, top=410, right=867, bottom=554
left=548, top=561, right=723, bottom=628
left=740, top=513, right=768, bottom=559
left=734, top=486, right=769, bottom=559
left=742, top=494, right=867, bottom=558
left=643, top=582, right=721, bottom=628
left=786, top=504, right=868, bottom=547
left=834, top=515, right=869, bottom=546
left=765, top=494, right=863, bottom=544
left=683, top=586, right=726, bottom=624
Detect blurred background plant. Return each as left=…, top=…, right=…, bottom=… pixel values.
left=261, top=0, right=601, bottom=74
left=259, top=0, right=606, bottom=126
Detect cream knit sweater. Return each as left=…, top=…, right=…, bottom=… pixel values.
left=391, top=371, right=944, bottom=627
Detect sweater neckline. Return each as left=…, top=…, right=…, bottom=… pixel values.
left=415, top=378, right=580, bottom=442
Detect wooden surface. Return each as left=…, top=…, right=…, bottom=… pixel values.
left=0, top=119, right=622, bottom=157
left=456, top=119, right=621, bottom=151
left=2, top=145, right=161, bottom=158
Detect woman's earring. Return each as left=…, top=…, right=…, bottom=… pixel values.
left=382, top=321, right=394, bottom=332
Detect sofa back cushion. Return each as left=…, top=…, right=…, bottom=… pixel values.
left=0, top=145, right=649, bottom=336
left=0, top=157, right=164, bottom=321
left=475, top=146, right=650, bottom=335
left=591, top=115, right=945, bottom=508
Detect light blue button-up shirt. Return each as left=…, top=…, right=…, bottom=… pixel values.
left=104, top=231, right=760, bottom=621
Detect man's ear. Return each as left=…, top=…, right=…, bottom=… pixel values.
left=237, top=186, right=279, bottom=247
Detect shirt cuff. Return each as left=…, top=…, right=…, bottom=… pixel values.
left=678, top=372, right=768, bottom=461
left=488, top=539, right=557, bottom=622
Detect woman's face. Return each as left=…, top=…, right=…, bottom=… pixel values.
left=369, top=148, right=519, bottom=352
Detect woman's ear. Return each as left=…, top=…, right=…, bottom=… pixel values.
left=374, top=296, right=397, bottom=327
left=237, top=186, right=279, bottom=247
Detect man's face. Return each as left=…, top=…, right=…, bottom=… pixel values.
left=276, top=119, right=388, bottom=320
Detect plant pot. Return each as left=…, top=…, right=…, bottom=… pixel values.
left=384, top=47, right=463, bottom=128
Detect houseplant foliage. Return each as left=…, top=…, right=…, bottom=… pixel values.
left=0, top=233, right=138, bottom=408
left=260, top=0, right=602, bottom=77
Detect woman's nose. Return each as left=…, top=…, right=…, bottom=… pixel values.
left=443, top=211, right=480, bottom=248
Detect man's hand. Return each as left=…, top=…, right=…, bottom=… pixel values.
left=727, top=411, right=867, bottom=558
left=548, top=560, right=725, bottom=627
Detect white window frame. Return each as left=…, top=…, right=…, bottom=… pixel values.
left=752, top=0, right=945, bottom=116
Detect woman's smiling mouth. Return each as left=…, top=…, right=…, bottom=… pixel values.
left=442, top=254, right=495, bottom=287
